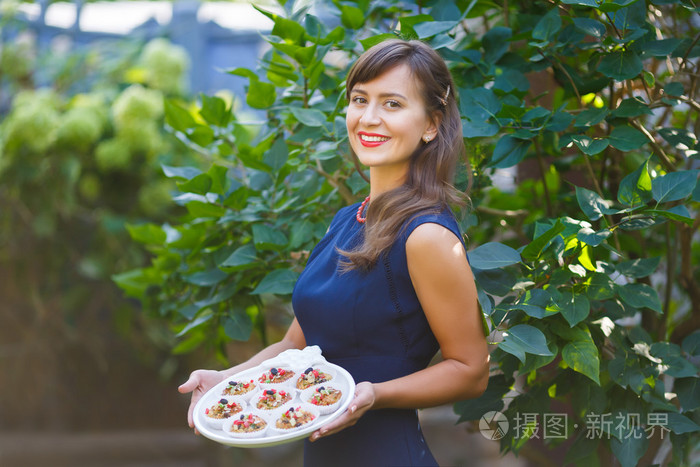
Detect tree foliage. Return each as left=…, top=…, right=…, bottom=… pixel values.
left=116, top=0, right=700, bottom=464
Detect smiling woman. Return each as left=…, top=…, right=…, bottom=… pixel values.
left=179, top=39, right=489, bottom=467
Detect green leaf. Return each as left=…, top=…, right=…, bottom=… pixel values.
left=557, top=291, right=591, bottom=327
left=659, top=127, right=697, bottom=149
left=207, top=165, right=229, bottom=196
left=511, top=289, right=555, bottom=319
left=666, top=413, right=700, bottom=434
left=586, top=273, right=616, bottom=300
left=598, top=50, right=643, bottom=81
left=532, top=8, right=561, bottom=42
left=223, top=307, right=253, bottom=341
left=616, top=257, right=660, bottom=278
left=571, top=135, right=610, bottom=155
left=473, top=268, right=517, bottom=296
left=162, top=165, right=202, bottom=180
left=126, top=223, right=166, bottom=245
left=521, top=219, right=565, bottom=260
left=573, top=17, right=606, bottom=38
left=577, top=227, right=611, bottom=246
left=221, top=244, right=258, bottom=270
left=608, top=126, right=648, bottom=150
left=643, top=38, right=682, bottom=57
left=185, top=201, right=225, bottom=218
left=229, top=68, right=277, bottom=109
left=165, top=100, right=197, bottom=132
left=199, top=94, right=230, bottom=127
left=499, top=324, right=554, bottom=363
left=616, top=283, right=662, bottom=313
left=339, top=4, right=364, bottom=29
left=561, top=0, right=599, bottom=6
left=183, top=268, right=227, bottom=286
left=664, top=82, right=684, bottom=96
left=490, top=136, right=531, bottom=169
left=610, top=430, right=649, bottom=467
left=662, top=356, right=699, bottom=378
left=414, top=21, right=459, bottom=39
left=360, top=34, right=396, bottom=51
left=468, top=242, right=521, bottom=269
left=482, top=27, right=512, bottom=63
left=289, top=219, right=314, bottom=249
left=652, top=170, right=699, bottom=203
left=618, top=158, right=652, bottom=206
left=263, top=138, right=289, bottom=172
left=112, top=268, right=160, bottom=298
left=289, top=107, right=327, bottom=127
left=252, top=224, right=288, bottom=250
left=251, top=269, right=299, bottom=295
left=177, top=173, right=212, bottom=195
left=562, top=331, right=600, bottom=385
left=493, top=68, right=530, bottom=93
left=267, top=10, right=306, bottom=43
left=682, top=331, right=700, bottom=357
left=576, top=186, right=613, bottom=221
left=611, top=97, right=653, bottom=117
left=675, top=377, right=700, bottom=411
left=175, top=311, right=213, bottom=338
left=460, top=87, right=501, bottom=138
left=574, top=107, right=608, bottom=128
left=650, top=206, right=693, bottom=224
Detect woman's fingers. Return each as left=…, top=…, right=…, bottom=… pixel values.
left=309, top=382, right=375, bottom=442
left=178, top=370, right=222, bottom=431
left=178, top=374, right=199, bottom=394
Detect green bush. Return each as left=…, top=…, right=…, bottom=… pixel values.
left=117, top=0, right=699, bottom=464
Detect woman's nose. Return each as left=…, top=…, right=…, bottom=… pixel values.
left=359, top=104, right=380, bottom=126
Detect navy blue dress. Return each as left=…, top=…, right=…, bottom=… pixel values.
left=292, top=202, right=465, bottom=467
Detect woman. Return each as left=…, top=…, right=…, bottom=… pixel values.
left=179, top=39, right=490, bottom=466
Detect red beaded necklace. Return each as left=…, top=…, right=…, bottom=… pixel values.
left=356, top=196, right=370, bottom=223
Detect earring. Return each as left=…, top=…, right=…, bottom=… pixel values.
left=423, top=136, right=431, bottom=143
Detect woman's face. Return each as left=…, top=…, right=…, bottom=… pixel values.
left=346, top=64, right=436, bottom=183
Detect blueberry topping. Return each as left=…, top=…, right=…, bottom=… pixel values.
left=304, top=367, right=313, bottom=374
left=239, top=414, right=245, bottom=420
left=318, top=386, right=325, bottom=391
left=289, top=407, right=295, bottom=412
left=219, top=398, right=228, bottom=404
left=228, top=381, right=235, bottom=386
left=266, top=389, right=275, bottom=395
left=270, top=368, right=278, bottom=375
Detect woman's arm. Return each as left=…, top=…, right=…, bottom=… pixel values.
left=178, top=318, right=307, bottom=431
left=375, top=222, right=490, bottom=406
left=311, top=223, right=489, bottom=440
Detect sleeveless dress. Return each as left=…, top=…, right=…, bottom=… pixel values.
left=292, top=202, right=465, bottom=467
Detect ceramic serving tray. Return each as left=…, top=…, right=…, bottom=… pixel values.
left=193, top=346, right=356, bottom=447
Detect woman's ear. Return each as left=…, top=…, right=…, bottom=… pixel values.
left=423, top=111, right=442, bottom=141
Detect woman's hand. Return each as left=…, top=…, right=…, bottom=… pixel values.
left=178, top=369, right=225, bottom=433
left=309, top=381, right=375, bottom=442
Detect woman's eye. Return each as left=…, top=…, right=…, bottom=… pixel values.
left=386, top=100, right=401, bottom=108
left=352, top=96, right=367, bottom=104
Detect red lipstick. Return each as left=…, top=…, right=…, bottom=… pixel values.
left=358, top=131, right=390, bottom=147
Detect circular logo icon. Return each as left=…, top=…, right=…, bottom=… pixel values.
left=479, top=411, right=509, bottom=440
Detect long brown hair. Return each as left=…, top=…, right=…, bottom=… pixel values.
left=340, top=39, right=468, bottom=271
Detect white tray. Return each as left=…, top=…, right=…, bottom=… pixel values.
left=193, top=346, right=356, bottom=447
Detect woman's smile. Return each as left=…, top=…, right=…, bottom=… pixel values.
left=358, top=132, right=391, bottom=147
